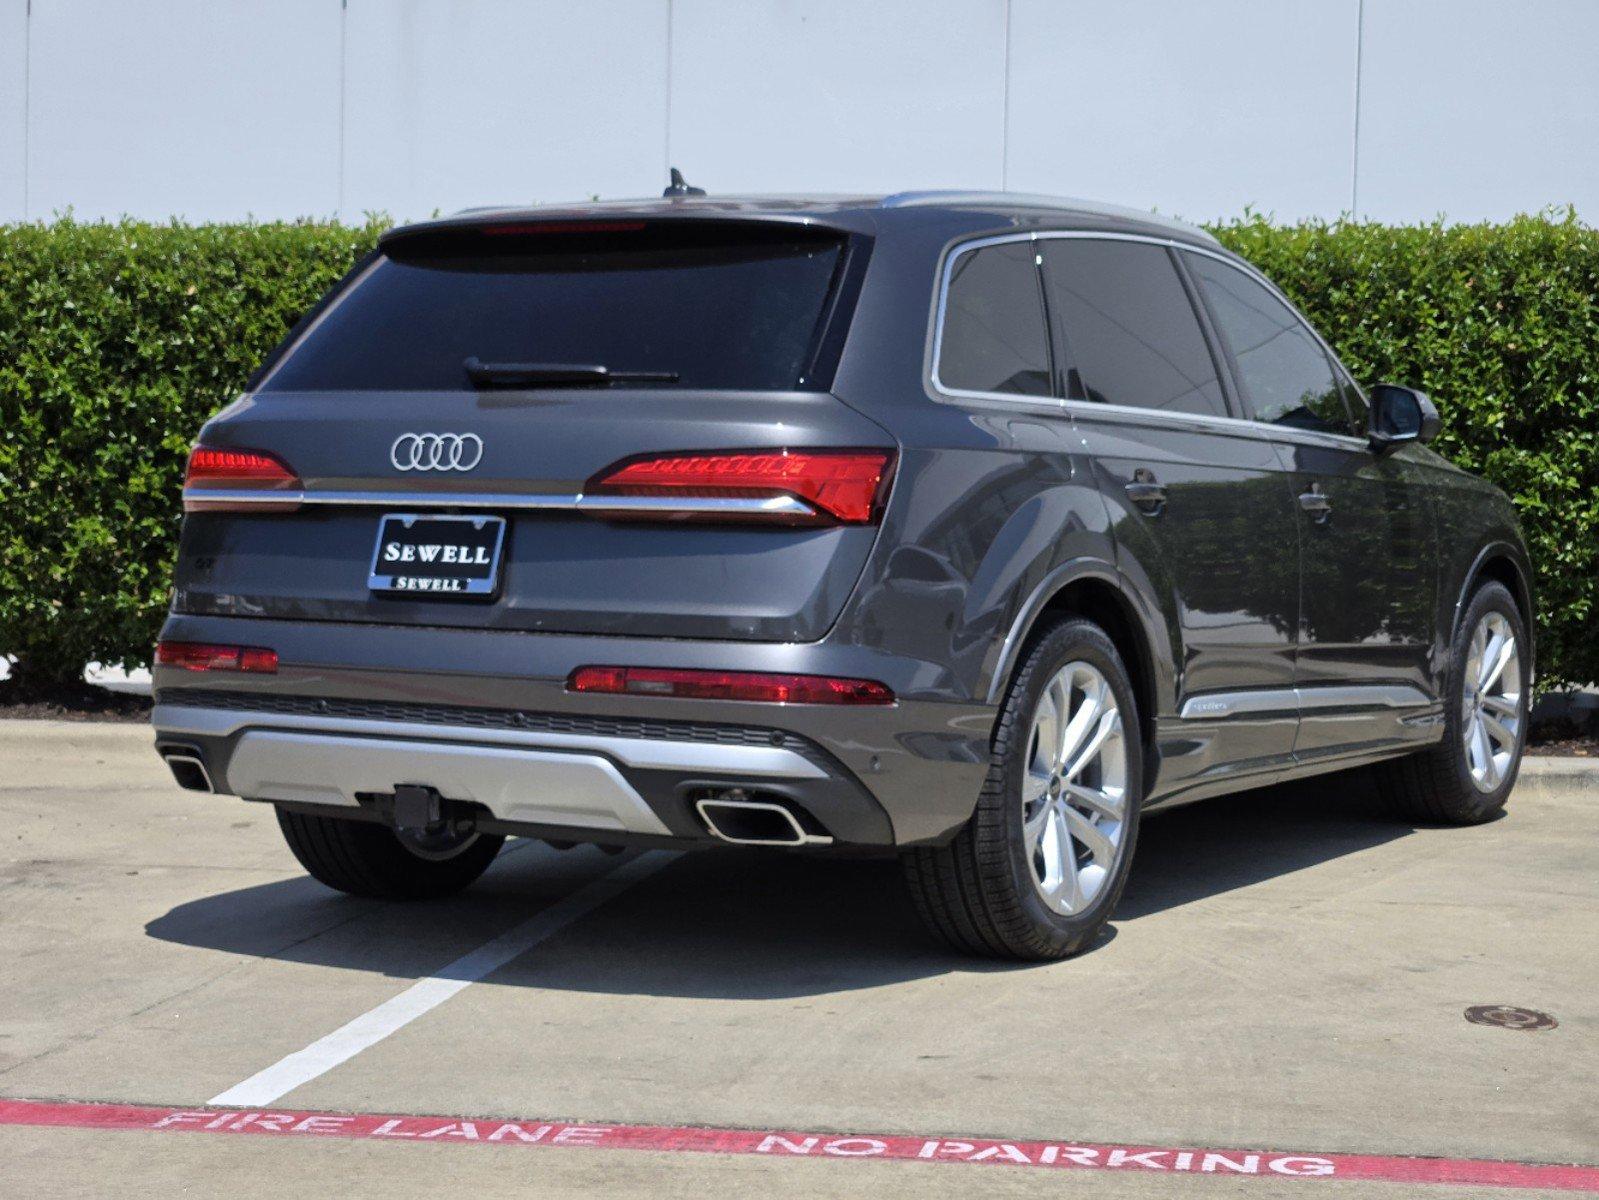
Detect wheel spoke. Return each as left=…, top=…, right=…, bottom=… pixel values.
left=1023, top=794, right=1050, bottom=848
left=1022, top=767, right=1051, bottom=806
left=1064, top=710, right=1120, bottom=781
left=1049, top=804, right=1083, bottom=910
left=1032, top=686, right=1061, bottom=777
left=1055, top=680, right=1101, bottom=772
left=1039, top=803, right=1068, bottom=892
left=1478, top=633, right=1514, bottom=693
left=1471, top=715, right=1498, bottom=788
left=1481, top=693, right=1519, bottom=720
left=1064, top=780, right=1124, bottom=821
left=1481, top=709, right=1518, bottom=753
left=1062, top=805, right=1116, bottom=866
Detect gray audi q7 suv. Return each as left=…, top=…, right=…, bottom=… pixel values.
left=153, top=191, right=1534, bottom=960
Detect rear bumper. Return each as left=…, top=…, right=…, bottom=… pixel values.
left=154, top=699, right=864, bottom=844
left=151, top=615, right=995, bottom=847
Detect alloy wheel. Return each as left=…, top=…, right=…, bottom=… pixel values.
left=1462, top=611, right=1523, bottom=793
left=1022, top=661, right=1129, bottom=914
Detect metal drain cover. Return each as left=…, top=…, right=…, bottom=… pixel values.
left=1464, top=1005, right=1558, bottom=1031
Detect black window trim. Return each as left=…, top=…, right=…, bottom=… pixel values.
left=928, top=230, right=1371, bottom=452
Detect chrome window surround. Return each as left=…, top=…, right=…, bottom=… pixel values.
left=926, top=230, right=1371, bottom=451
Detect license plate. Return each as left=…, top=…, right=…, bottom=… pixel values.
left=368, top=514, right=506, bottom=597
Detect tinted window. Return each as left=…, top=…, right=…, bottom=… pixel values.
left=937, top=241, right=1052, bottom=397
left=1040, top=239, right=1226, bottom=418
left=262, top=224, right=844, bottom=391
left=1338, top=374, right=1370, bottom=436
left=1186, top=253, right=1351, bottom=436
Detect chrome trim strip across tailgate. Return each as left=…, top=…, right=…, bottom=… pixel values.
left=180, top=489, right=818, bottom=517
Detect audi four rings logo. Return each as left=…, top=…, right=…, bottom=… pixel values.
left=390, top=432, right=484, bottom=472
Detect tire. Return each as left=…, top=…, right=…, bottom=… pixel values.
left=276, top=807, right=504, bottom=899
left=1373, top=580, right=1528, bottom=824
left=902, top=618, right=1143, bottom=961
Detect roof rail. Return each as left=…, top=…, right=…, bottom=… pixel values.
left=878, top=190, right=1219, bottom=244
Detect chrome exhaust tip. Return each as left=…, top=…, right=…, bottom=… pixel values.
left=695, top=792, right=832, bottom=847
left=159, top=746, right=214, bottom=793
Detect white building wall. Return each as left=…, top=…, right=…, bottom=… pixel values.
left=1006, top=0, right=1361, bottom=223
left=23, top=0, right=342, bottom=222
left=3, top=0, right=1597, bottom=225
left=667, top=0, right=1008, bottom=195
left=1355, top=0, right=1599, bottom=223
left=0, top=0, right=27, bottom=219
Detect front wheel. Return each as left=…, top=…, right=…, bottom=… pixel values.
left=1373, top=580, right=1528, bottom=824
left=276, top=807, right=504, bottom=899
left=902, top=617, right=1143, bottom=961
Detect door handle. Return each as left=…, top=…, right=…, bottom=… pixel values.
left=1125, top=470, right=1167, bottom=515
left=1299, top=483, right=1332, bottom=523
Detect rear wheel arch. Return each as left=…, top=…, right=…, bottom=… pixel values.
left=988, top=568, right=1163, bottom=782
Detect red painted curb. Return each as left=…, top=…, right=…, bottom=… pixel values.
left=2, top=1098, right=1596, bottom=1191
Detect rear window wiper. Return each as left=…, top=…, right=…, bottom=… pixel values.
left=464, top=357, right=679, bottom=388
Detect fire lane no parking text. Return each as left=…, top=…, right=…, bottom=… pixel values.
left=2, top=1098, right=1597, bottom=1193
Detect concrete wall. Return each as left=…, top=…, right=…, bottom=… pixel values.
left=3, top=0, right=1596, bottom=225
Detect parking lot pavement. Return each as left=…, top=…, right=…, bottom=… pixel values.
left=1, top=720, right=1595, bottom=1197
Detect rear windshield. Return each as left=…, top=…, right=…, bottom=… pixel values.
left=260, top=223, right=846, bottom=392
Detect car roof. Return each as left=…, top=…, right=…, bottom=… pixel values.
left=387, top=190, right=1221, bottom=249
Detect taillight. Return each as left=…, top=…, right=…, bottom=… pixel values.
left=568, top=666, right=894, bottom=706
left=155, top=641, right=279, bottom=674
left=586, top=449, right=894, bottom=524
left=183, top=446, right=302, bottom=513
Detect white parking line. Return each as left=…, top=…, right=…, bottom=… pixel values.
left=208, top=849, right=677, bottom=1107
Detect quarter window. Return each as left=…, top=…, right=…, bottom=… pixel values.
left=936, top=241, right=1053, bottom=398
left=1185, top=253, right=1352, bottom=436
left=1039, top=239, right=1227, bottom=419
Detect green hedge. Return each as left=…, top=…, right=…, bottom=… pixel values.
left=0, top=212, right=1594, bottom=689
left=0, top=218, right=385, bottom=687
left=1212, top=211, right=1598, bottom=689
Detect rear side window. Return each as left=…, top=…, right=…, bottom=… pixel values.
left=935, top=241, right=1052, bottom=398
left=1039, top=239, right=1226, bottom=418
left=1184, top=253, right=1352, bottom=436
left=261, top=223, right=845, bottom=392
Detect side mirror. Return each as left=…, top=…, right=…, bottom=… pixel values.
left=1368, top=384, right=1440, bottom=453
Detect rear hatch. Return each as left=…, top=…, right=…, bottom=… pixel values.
left=174, top=217, right=892, bottom=642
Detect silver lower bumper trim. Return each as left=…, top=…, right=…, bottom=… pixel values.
left=227, top=729, right=671, bottom=834
left=153, top=702, right=833, bottom=839
left=152, top=704, right=827, bottom=779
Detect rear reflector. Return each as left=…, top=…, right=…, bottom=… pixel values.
left=183, top=446, right=301, bottom=513
left=155, top=641, right=279, bottom=674
left=588, top=449, right=894, bottom=524
left=568, top=666, right=894, bottom=706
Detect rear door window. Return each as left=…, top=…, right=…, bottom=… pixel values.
left=1039, top=239, right=1227, bottom=418
left=935, top=241, right=1053, bottom=398
left=1184, top=252, right=1353, bottom=436
left=261, top=223, right=845, bottom=392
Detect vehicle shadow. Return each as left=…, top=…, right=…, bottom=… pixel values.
left=1116, top=769, right=1411, bottom=919
left=145, top=769, right=1414, bottom=1000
